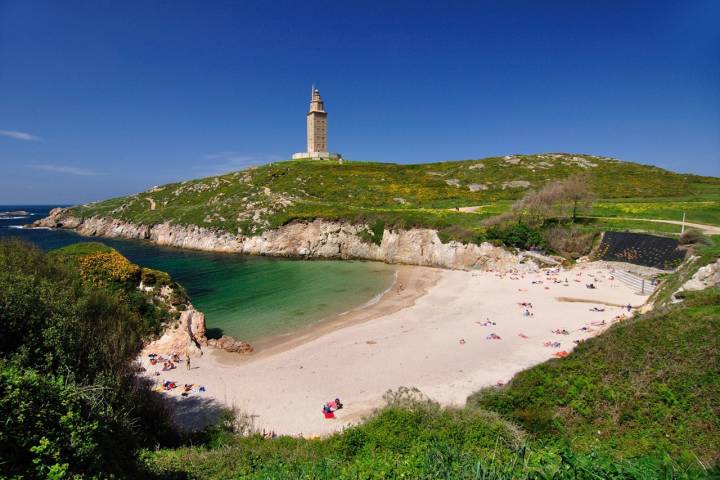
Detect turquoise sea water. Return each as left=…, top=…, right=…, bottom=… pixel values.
left=0, top=206, right=396, bottom=343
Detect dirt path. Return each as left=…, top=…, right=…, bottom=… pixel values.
left=588, top=217, right=720, bottom=235
left=448, top=206, right=720, bottom=235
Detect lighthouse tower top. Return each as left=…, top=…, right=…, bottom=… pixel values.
left=309, top=86, right=325, bottom=114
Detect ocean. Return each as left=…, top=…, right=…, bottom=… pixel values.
left=0, top=205, right=397, bottom=344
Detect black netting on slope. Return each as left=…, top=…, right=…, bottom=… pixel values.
left=597, top=231, right=686, bottom=270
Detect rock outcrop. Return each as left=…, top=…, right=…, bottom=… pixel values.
left=674, top=257, right=720, bottom=298
left=207, top=336, right=254, bottom=354
left=144, top=307, right=208, bottom=357
left=144, top=306, right=254, bottom=356
left=34, top=208, right=536, bottom=272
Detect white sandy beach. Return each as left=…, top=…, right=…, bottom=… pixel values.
left=141, top=262, right=645, bottom=437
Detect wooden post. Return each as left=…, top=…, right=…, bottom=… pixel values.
left=681, top=212, right=686, bottom=234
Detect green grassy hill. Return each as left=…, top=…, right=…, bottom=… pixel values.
left=68, top=154, right=720, bottom=240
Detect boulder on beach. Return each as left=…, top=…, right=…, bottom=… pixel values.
left=207, top=335, right=254, bottom=354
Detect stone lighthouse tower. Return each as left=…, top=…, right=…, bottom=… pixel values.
left=307, top=87, right=327, bottom=153
left=293, top=86, right=340, bottom=160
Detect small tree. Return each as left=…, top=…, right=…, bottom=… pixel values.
left=511, top=181, right=563, bottom=226
left=561, top=174, right=595, bottom=222
left=482, top=174, right=596, bottom=228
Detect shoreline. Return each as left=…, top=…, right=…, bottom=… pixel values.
left=141, top=262, right=647, bottom=437
left=238, top=265, right=443, bottom=360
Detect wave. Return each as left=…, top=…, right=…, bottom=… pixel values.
left=7, top=225, right=50, bottom=230
left=338, top=269, right=399, bottom=316
left=0, top=216, right=29, bottom=220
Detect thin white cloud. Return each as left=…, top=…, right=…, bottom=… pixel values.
left=0, top=130, right=42, bottom=142
left=30, top=163, right=100, bottom=176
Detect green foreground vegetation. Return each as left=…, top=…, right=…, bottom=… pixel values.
left=0, top=241, right=186, bottom=478
left=66, top=154, right=720, bottom=244
left=2, top=239, right=719, bottom=478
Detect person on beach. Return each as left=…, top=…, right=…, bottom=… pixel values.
left=186, top=355, right=191, bottom=370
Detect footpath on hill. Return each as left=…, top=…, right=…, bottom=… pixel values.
left=586, top=216, right=720, bottom=235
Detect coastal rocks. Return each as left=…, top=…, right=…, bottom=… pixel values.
left=520, top=251, right=561, bottom=267
left=674, top=257, right=720, bottom=299
left=207, top=336, right=254, bottom=354
left=34, top=208, right=536, bottom=272
left=145, top=307, right=207, bottom=357
left=0, top=210, right=30, bottom=218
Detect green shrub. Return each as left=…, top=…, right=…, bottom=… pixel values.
left=486, top=223, right=545, bottom=249
left=0, top=240, right=180, bottom=477
left=141, top=267, right=172, bottom=287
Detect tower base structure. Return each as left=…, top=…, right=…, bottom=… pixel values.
left=292, top=151, right=341, bottom=160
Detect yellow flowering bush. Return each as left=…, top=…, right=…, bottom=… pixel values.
left=78, top=251, right=140, bottom=288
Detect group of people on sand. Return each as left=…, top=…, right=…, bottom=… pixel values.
left=322, top=398, right=343, bottom=419
left=149, top=351, right=191, bottom=372
left=148, top=351, right=204, bottom=398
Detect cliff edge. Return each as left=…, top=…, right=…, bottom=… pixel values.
left=35, top=207, right=541, bottom=272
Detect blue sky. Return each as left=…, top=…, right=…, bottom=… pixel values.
left=1, top=0, right=719, bottom=204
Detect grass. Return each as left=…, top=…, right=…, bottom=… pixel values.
left=143, top=400, right=711, bottom=479
left=59, top=154, right=719, bottom=245
left=47, top=241, right=114, bottom=259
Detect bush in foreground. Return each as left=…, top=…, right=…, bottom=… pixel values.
left=0, top=240, right=179, bottom=478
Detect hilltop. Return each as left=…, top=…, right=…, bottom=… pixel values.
left=66, top=154, right=720, bottom=241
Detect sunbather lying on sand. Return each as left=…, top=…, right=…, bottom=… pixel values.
left=476, top=319, right=496, bottom=326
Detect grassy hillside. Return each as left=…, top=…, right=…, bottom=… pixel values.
left=67, top=154, right=720, bottom=241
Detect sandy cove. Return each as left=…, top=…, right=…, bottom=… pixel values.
left=140, top=262, right=645, bottom=437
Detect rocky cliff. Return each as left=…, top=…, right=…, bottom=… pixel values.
left=34, top=207, right=538, bottom=271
